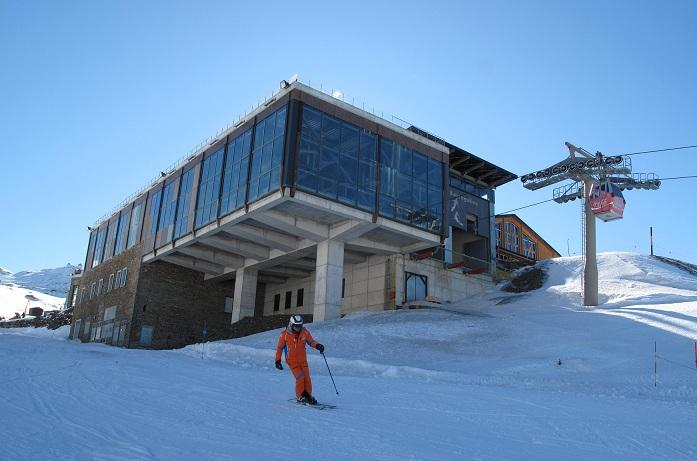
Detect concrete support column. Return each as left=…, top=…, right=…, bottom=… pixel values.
left=583, top=178, right=598, bottom=306
left=231, top=268, right=258, bottom=323
left=313, top=239, right=344, bottom=321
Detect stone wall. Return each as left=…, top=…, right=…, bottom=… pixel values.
left=130, top=260, right=238, bottom=349
left=69, top=244, right=142, bottom=344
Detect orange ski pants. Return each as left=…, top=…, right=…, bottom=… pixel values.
left=290, top=363, right=312, bottom=399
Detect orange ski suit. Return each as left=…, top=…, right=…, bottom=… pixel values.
left=275, top=326, right=318, bottom=399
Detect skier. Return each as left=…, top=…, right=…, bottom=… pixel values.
left=275, top=314, right=324, bottom=405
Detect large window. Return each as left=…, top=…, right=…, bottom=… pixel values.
left=220, top=128, right=252, bottom=215
left=149, top=189, right=163, bottom=237
left=248, top=106, right=287, bottom=202
left=449, top=176, right=492, bottom=201
left=104, top=219, right=118, bottom=261
left=195, top=147, right=224, bottom=228
left=504, top=222, right=519, bottom=253
left=523, top=234, right=536, bottom=259
left=114, top=209, right=130, bottom=256
left=92, top=227, right=107, bottom=267
left=297, top=105, right=376, bottom=211
left=380, top=139, right=443, bottom=232
left=158, top=181, right=177, bottom=244
left=174, top=168, right=194, bottom=238
left=127, top=202, right=143, bottom=248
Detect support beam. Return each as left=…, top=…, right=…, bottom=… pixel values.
left=329, top=220, right=375, bottom=242
left=261, top=266, right=312, bottom=279
left=313, top=240, right=344, bottom=322
left=162, top=255, right=224, bottom=276
left=257, top=274, right=287, bottom=285
left=346, top=238, right=401, bottom=255
left=463, top=161, right=486, bottom=175
left=205, top=234, right=270, bottom=260
left=231, top=268, right=258, bottom=323
left=252, top=210, right=329, bottom=241
left=177, top=245, right=244, bottom=268
left=343, top=251, right=368, bottom=264
left=224, top=223, right=298, bottom=252
left=282, top=258, right=317, bottom=271
left=401, top=241, right=439, bottom=254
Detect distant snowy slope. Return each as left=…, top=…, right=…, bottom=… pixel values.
left=0, top=264, right=74, bottom=297
left=0, top=284, right=65, bottom=319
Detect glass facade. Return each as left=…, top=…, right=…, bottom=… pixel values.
left=104, top=219, right=118, bottom=261
left=220, top=128, right=252, bottom=215
left=158, top=181, right=177, bottom=244
left=380, top=139, right=443, bottom=232
left=127, top=202, right=143, bottom=249
left=449, top=176, right=492, bottom=201
left=174, top=168, right=194, bottom=238
left=195, top=147, right=224, bottom=228
left=114, top=209, right=130, bottom=256
left=92, top=227, right=107, bottom=267
left=248, top=106, right=287, bottom=202
left=504, top=222, right=519, bottom=252
left=149, top=189, right=163, bottom=236
left=523, top=234, right=536, bottom=259
left=84, top=99, right=454, bottom=268
left=297, top=106, right=377, bottom=211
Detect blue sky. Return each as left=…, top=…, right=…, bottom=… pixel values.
left=1, top=0, right=696, bottom=272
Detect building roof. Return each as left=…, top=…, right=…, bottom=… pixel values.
left=407, top=126, right=518, bottom=188
left=496, top=214, right=561, bottom=257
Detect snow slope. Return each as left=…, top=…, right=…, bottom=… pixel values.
left=1, top=253, right=696, bottom=460
left=0, top=284, right=65, bottom=319
left=0, top=264, right=75, bottom=297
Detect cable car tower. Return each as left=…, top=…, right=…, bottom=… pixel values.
left=520, top=142, right=660, bottom=306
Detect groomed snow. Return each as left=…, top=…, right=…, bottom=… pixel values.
left=1, top=253, right=696, bottom=460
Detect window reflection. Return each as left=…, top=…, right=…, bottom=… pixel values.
left=380, top=139, right=443, bottom=232
left=220, top=129, right=252, bottom=215
left=297, top=105, right=376, bottom=212
left=248, top=106, right=286, bottom=202
left=174, top=168, right=194, bottom=238
left=195, top=147, right=224, bottom=228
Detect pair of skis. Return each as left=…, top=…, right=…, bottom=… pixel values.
left=288, top=398, right=336, bottom=410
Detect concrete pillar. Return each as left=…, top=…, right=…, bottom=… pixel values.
left=583, top=178, right=598, bottom=306
left=313, top=240, right=344, bottom=321
left=231, top=268, right=258, bottom=323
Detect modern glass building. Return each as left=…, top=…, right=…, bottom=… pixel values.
left=67, top=81, right=516, bottom=349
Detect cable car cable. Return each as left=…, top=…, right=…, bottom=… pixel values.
left=623, top=145, right=697, bottom=157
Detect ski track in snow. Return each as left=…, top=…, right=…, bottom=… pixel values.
left=2, top=253, right=697, bottom=460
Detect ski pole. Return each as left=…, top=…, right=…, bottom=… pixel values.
left=321, top=351, right=339, bottom=395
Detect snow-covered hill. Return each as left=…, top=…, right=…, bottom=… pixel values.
left=0, top=283, right=65, bottom=319
left=0, top=264, right=75, bottom=298
left=1, top=253, right=696, bottom=460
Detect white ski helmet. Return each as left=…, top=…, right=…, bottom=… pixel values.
left=289, top=314, right=304, bottom=329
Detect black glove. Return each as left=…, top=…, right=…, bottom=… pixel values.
left=315, top=343, right=324, bottom=353
left=275, top=360, right=283, bottom=370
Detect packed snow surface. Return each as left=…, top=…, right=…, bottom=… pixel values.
left=2, top=253, right=696, bottom=460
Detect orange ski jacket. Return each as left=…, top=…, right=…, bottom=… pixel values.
left=275, top=327, right=318, bottom=366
